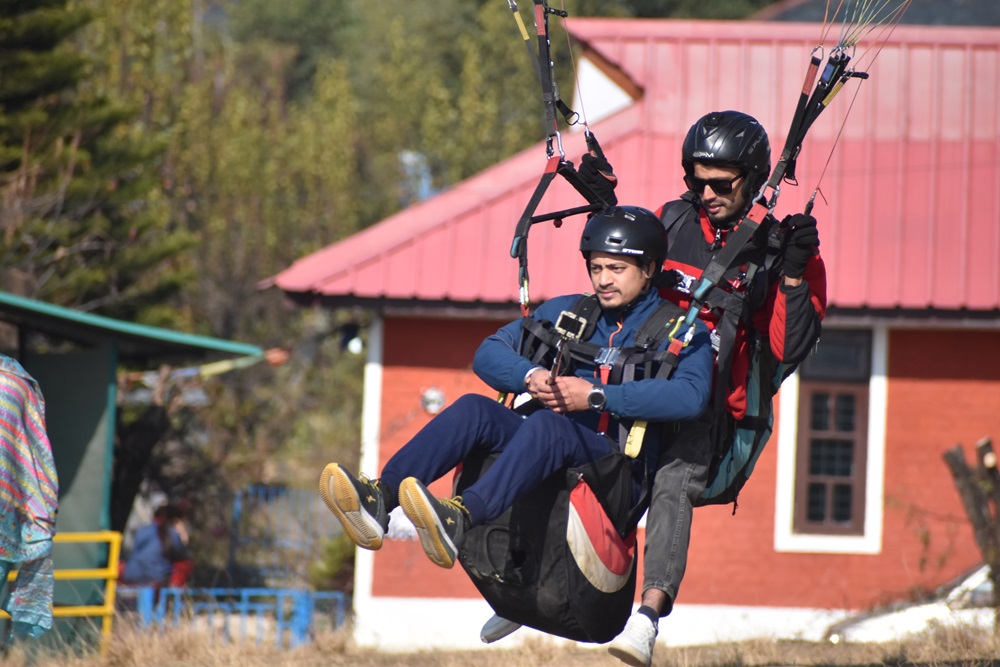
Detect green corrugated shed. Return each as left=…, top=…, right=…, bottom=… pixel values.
left=0, top=291, right=263, bottom=643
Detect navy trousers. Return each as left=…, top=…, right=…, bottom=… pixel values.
left=379, top=394, right=623, bottom=526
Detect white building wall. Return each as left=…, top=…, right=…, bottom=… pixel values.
left=352, top=596, right=848, bottom=651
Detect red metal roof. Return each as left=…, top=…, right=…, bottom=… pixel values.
left=274, top=18, right=1000, bottom=313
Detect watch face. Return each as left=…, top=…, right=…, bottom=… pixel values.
left=588, top=387, right=606, bottom=411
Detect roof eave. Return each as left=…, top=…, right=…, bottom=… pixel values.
left=0, top=291, right=263, bottom=363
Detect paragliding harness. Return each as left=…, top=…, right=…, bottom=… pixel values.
left=657, top=195, right=801, bottom=508
left=505, top=0, right=616, bottom=316
left=454, top=2, right=655, bottom=642
left=459, top=0, right=910, bottom=641
left=456, top=294, right=690, bottom=643
left=657, top=13, right=888, bottom=508
left=463, top=0, right=911, bottom=642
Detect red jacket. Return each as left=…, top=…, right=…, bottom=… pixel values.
left=655, top=198, right=827, bottom=420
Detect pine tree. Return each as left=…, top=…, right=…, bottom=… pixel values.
left=0, top=0, right=194, bottom=323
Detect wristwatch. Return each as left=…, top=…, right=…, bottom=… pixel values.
left=587, top=385, right=607, bottom=412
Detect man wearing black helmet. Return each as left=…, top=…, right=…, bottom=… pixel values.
left=579, top=111, right=827, bottom=667
left=318, top=206, right=715, bottom=575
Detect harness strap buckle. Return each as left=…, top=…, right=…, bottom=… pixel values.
left=594, top=347, right=620, bottom=366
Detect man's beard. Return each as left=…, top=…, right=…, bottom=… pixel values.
left=706, top=198, right=749, bottom=229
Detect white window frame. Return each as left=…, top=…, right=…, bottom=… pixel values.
left=774, top=325, right=887, bottom=554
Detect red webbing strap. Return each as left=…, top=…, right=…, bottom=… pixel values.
left=596, top=364, right=610, bottom=434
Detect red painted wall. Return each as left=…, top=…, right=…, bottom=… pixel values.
left=681, top=328, right=999, bottom=611
left=373, top=316, right=501, bottom=598
left=371, top=320, right=1000, bottom=610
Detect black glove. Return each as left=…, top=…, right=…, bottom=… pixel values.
left=781, top=213, right=820, bottom=279
left=579, top=151, right=618, bottom=206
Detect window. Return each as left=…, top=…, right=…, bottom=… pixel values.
left=793, top=330, right=871, bottom=535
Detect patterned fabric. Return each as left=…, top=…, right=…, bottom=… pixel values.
left=0, top=355, right=58, bottom=638
left=1, top=556, right=55, bottom=638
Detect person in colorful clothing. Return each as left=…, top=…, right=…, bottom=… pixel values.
left=0, top=355, right=58, bottom=646
left=318, top=206, right=714, bottom=575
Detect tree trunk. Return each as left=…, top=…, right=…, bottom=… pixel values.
left=943, top=437, right=1000, bottom=635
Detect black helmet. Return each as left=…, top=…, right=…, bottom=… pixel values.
left=579, top=205, right=666, bottom=269
left=682, top=110, right=771, bottom=198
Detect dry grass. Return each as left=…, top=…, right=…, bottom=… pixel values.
left=4, top=621, right=999, bottom=667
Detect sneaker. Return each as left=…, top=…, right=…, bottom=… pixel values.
left=398, top=476, right=469, bottom=568
left=480, top=614, right=522, bottom=643
left=319, top=463, right=389, bottom=550
left=607, top=612, right=658, bottom=667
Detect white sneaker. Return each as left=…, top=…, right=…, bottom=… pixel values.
left=480, top=614, right=522, bottom=643
left=608, top=612, right=658, bottom=667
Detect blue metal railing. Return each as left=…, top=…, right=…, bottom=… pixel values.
left=133, top=587, right=348, bottom=647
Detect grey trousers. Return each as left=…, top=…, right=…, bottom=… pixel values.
left=641, top=417, right=713, bottom=616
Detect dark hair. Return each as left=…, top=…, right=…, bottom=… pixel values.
left=153, top=502, right=188, bottom=560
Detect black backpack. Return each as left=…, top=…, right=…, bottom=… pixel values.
left=455, top=448, right=638, bottom=643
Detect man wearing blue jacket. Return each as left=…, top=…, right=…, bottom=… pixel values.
left=319, top=205, right=714, bottom=571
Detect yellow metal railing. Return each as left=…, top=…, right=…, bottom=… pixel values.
left=2, top=530, right=122, bottom=654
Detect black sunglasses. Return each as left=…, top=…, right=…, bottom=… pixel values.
left=684, top=173, right=743, bottom=196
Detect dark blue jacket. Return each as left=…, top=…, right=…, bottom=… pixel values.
left=473, top=287, right=714, bottom=433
